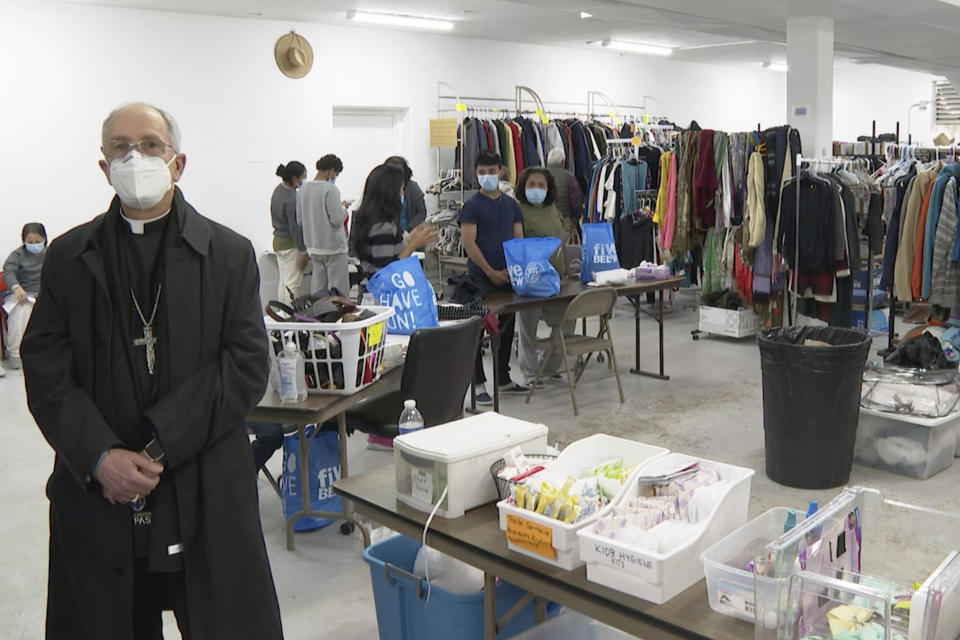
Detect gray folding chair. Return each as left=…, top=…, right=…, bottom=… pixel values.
left=525, top=287, right=625, bottom=415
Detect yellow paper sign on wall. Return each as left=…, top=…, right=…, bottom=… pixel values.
left=429, top=118, right=458, bottom=148
left=505, top=514, right=555, bottom=560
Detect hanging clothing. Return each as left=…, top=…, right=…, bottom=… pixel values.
left=922, top=165, right=960, bottom=297
left=653, top=152, right=671, bottom=226
left=693, top=130, right=718, bottom=230
left=619, top=159, right=646, bottom=217
left=745, top=151, right=766, bottom=248
left=930, top=177, right=959, bottom=309
left=894, top=170, right=936, bottom=301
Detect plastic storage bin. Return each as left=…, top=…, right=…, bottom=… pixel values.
left=754, top=486, right=960, bottom=640
left=496, top=435, right=668, bottom=570
left=362, top=534, right=549, bottom=640
left=577, top=453, right=755, bottom=605
left=264, top=306, right=394, bottom=395
left=855, top=407, right=958, bottom=479
left=394, top=413, right=549, bottom=518
left=509, top=609, right=638, bottom=639
left=700, top=507, right=806, bottom=625
left=698, top=306, right=759, bottom=338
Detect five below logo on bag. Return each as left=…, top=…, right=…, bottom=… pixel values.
left=593, top=242, right=617, bottom=264
left=509, top=262, right=544, bottom=287
left=377, top=270, right=426, bottom=332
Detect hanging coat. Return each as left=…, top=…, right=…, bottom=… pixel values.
left=22, top=188, right=282, bottom=640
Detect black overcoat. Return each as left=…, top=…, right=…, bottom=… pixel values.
left=22, top=188, right=283, bottom=640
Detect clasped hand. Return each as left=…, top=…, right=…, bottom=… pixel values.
left=96, top=449, right=164, bottom=505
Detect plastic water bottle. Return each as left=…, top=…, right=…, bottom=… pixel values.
left=278, top=342, right=307, bottom=403
left=398, top=399, right=424, bottom=435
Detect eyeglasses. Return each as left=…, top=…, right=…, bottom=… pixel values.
left=105, top=138, right=175, bottom=159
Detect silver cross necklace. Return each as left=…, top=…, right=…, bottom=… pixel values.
left=131, top=284, right=162, bottom=375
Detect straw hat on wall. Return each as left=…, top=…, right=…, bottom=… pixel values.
left=274, top=31, right=313, bottom=79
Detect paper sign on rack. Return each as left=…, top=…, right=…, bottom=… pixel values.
left=505, top=515, right=555, bottom=560
left=429, top=118, right=458, bottom=148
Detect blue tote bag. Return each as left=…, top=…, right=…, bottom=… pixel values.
left=580, top=222, right=621, bottom=283
left=365, top=256, right=439, bottom=335
left=503, top=237, right=562, bottom=298
left=280, top=425, right=342, bottom=531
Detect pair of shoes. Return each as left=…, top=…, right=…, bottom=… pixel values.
left=550, top=373, right=563, bottom=381
left=499, top=382, right=530, bottom=394
left=365, top=434, right=394, bottom=451
left=523, top=379, right=545, bottom=389
left=475, top=392, right=493, bottom=407
left=4, top=357, right=21, bottom=370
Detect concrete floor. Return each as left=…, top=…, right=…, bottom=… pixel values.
left=3, top=291, right=959, bottom=639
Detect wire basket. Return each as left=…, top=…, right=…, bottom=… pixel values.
left=489, top=454, right=558, bottom=501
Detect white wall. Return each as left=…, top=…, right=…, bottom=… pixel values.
left=0, top=0, right=786, bottom=255
left=3, top=1, right=937, bottom=259
left=833, top=61, right=938, bottom=144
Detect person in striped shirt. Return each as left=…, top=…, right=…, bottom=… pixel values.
left=351, top=164, right=436, bottom=279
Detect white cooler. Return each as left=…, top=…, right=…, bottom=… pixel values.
left=393, top=413, right=548, bottom=518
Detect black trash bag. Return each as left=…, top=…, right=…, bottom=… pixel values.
left=758, top=326, right=871, bottom=489
left=883, top=332, right=951, bottom=370
left=701, top=288, right=744, bottom=310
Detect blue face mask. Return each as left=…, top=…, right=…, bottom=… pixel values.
left=477, top=174, right=499, bottom=192
left=525, top=188, right=547, bottom=204
left=25, top=242, right=45, bottom=255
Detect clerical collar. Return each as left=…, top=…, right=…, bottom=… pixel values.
left=121, top=209, right=171, bottom=235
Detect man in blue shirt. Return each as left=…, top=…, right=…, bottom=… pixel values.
left=458, top=150, right=526, bottom=404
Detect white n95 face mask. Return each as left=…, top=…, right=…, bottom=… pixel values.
left=109, top=151, right=175, bottom=210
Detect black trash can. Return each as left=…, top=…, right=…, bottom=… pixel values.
left=758, top=326, right=871, bottom=489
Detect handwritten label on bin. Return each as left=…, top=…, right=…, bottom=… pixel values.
left=411, top=468, right=433, bottom=505
left=583, top=540, right=658, bottom=581
left=505, top=515, right=555, bottom=560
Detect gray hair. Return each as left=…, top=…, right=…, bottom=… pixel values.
left=101, top=102, right=182, bottom=152
left=547, top=148, right=565, bottom=166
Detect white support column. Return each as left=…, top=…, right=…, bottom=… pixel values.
left=787, top=16, right=834, bottom=158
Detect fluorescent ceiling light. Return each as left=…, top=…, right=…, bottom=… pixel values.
left=346, top=10, right=454, bottom=31
left=763, top=61, right=789, bottom=72
left=601, top=39, right=673, bottom=57
left=580, top=11, right=593, bottom=19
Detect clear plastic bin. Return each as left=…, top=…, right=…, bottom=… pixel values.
left=855, top=408, right=958, bottom=479
left=700, top=507, right=806, bottom=625
left=754, top=486, right=960, bottom=640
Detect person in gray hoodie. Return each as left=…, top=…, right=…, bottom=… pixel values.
left=297, top=154, right=350, bottom=294
left=3, top=222, right=47, bottom=370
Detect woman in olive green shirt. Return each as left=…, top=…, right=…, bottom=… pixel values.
left=515, top=168, right=574, bottom=386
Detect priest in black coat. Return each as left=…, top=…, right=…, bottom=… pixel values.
left=22, top=102, right=283, bottom=639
